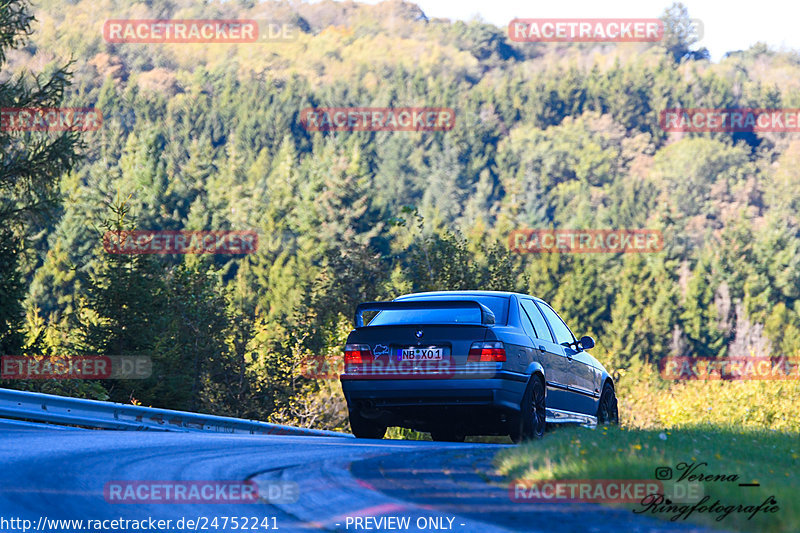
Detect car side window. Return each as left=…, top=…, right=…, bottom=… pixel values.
left=536, top=301, right=576, bottom=346
left=520, top=300, right=554, bottom=342
left=517, top=302, right=536, bottom=337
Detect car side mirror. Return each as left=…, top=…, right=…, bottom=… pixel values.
left=578, top=335, right=595, bottom=350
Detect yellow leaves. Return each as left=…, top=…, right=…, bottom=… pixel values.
left=618, top=363, right=800, bottom=432
left=320, top=26, right=354, bottom=38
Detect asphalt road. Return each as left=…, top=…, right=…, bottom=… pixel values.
left=1, top=430, right=710, bottom=533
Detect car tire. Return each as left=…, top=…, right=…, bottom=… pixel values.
left=511, top=375, right=546, bottom=443
left=430, top=429, right=466, bottom=442
left=596, top=383, right=619, bottom=425
left=349, top=412, right=387, bottom=439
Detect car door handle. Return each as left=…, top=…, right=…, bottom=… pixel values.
left=538, top=345, right=546, bottom=351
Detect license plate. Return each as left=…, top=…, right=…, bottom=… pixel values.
left=401, top=347, right=443, bottom=361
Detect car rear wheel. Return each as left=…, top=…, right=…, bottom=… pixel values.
left=348, top=411, right=387, bottom=439
left=511, top=375, right=546, bottom=443
left=596, top=383, right=619, bottom=425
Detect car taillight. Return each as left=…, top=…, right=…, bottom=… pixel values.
left=344, top=344, right=372, bottom=364
left=468, top=341, right=506, bottom=362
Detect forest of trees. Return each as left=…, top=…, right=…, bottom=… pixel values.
left=2, top=0, right=800, bottom=430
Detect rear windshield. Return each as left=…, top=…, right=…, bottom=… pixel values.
left=367, top=295, right=509, bottom=326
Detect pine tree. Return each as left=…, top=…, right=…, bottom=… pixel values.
left=0, top=0, right=83, bottom=353
left=680, top=252, right=728, bottom=358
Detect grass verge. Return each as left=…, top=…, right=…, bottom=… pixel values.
left=495, top=425, right=798, bottom=532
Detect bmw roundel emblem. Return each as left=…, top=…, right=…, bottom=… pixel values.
left=415, top=329, right=424, bottom=338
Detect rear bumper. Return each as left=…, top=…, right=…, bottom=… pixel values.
left=340, top=371, right=528, bottom=415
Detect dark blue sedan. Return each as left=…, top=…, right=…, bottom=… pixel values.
left=340, top=291, right=618, bottom=441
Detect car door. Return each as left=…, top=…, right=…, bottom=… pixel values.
left=535, top=301, right=598, bottom=416
left=519, top=299, right=571, bottom=412
left=568, top=348, right=602, bottom=414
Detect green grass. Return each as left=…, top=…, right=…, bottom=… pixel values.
left=495, top=425, right=799, bottom=532
left=385, top=427, right=431, bottom=440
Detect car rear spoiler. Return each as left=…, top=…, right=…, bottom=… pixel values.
left=354, top=300, right=496, bottom=328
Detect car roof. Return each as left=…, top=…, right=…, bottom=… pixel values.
left=395, top=290, right=545, bottom=304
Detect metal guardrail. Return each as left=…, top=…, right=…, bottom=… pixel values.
left=0, top=417, right=84, bottom=430
left=0, top=388, right=352, bottom=438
